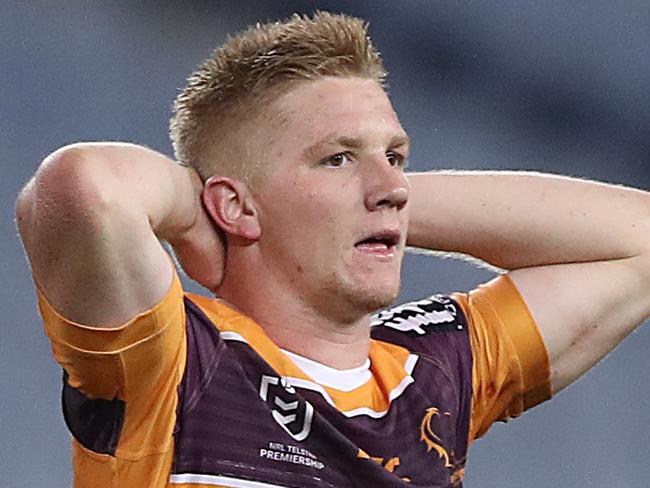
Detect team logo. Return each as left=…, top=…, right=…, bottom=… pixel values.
left=259, top=375, right=314, bottom=442
left=371, top=295, right=459, bottom=335
left=419, top=407, right=452, bottom=468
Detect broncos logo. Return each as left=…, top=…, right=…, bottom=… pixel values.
left=419, top=407, right=452, bottom=468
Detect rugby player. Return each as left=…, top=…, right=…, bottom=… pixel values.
left=15, top=11, right=650, bottom=488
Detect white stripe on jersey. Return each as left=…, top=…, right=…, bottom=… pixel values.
left=220, top=328, right=420, bottom=418
left=220, top=331, right=247, bottom=342
left=170, top=473, right=291, bottom=487
left=283, top=354, right=419, bottom=418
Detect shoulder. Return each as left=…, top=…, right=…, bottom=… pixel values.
left=370, top=294, right=470, bottom=366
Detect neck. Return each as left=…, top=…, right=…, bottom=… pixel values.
left=217, top=256, right=371, bottom=370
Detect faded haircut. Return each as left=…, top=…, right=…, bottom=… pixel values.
left=169, top=11, right=386, bottom=184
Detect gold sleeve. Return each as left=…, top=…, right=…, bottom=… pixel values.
left=452, top=274, right=551, bottom=443
left=36, top=271, right=186, bottom=458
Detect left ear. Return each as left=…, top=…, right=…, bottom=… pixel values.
left=202, top=175, right=261, bottom=241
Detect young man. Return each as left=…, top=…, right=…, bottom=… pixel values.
left=16, top=12, right=650, bottom=488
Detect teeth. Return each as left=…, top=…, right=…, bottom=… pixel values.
left=358, top=242, right=389, bottom=250
left=357, top=239, right=390, bottom=247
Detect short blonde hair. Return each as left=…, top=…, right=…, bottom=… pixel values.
left=169, top=11, right=386, bottom=183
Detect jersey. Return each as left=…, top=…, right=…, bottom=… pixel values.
left=37, top=271, right=551, bottom=487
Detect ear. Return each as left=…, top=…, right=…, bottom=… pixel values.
left=202, top=175, right=261, bottom=241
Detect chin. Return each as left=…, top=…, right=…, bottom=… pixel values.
left=344, top=281, right=401, bottom=315
left=315, top=272, right=401, bottom=322
left=364, top=290, right=400, bottom=313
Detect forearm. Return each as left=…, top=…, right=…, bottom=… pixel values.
left=407, top=171, right=650, bottom=270
left=17, top=142, right=223, bottom=325
left=25, top=142, right=200, bottom=241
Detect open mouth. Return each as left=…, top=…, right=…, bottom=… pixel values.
left=354, top=230, right=400, bottom=255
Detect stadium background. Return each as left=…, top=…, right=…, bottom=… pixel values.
left=2, top=1, right=649, bottom=486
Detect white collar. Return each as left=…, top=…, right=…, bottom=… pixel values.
left=281, top=349, right=371, bottom=392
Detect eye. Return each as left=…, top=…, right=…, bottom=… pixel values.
left=321, top=152, right=352, bottom=168
left=386, top=151, right=408, bottom=168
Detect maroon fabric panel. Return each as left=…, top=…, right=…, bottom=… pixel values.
left=172, top=295, right=472, bottom=487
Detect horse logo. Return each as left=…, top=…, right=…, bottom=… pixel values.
left=419, top=407, right=452, bottom=468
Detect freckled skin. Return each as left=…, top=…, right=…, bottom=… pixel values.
left=250, top=77, right=410, bottom=322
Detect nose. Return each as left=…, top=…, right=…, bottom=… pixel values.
left=363, top=158, right=409, bottom=212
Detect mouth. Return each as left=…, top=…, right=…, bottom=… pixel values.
left=354, top=230, right=401, bottom=257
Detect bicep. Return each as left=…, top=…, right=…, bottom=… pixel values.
left=509, top=256, right=650, bottom=394
left=17, top=153, right=174, bottom=328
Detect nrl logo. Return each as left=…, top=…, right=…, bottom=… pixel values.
left=259, top=375, right=314, bottom=442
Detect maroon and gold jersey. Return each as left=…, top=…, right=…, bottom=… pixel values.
left=37, top=270, right=550, bottom=487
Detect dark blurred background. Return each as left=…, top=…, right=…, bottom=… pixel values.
left=2, top=1, right=649, bottom=486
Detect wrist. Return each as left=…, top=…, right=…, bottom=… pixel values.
left=155, top=164, right=205, bottom=242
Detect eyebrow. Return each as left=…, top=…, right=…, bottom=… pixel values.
left=303, top=134, right=411, bottom=159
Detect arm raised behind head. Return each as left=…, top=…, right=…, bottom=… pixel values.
left=16, top=142, right=224, bottom=328
left=407, top=170, right=650, bottom=394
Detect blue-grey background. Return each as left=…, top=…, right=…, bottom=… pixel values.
left=2, top=1, right=649, bottom=486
